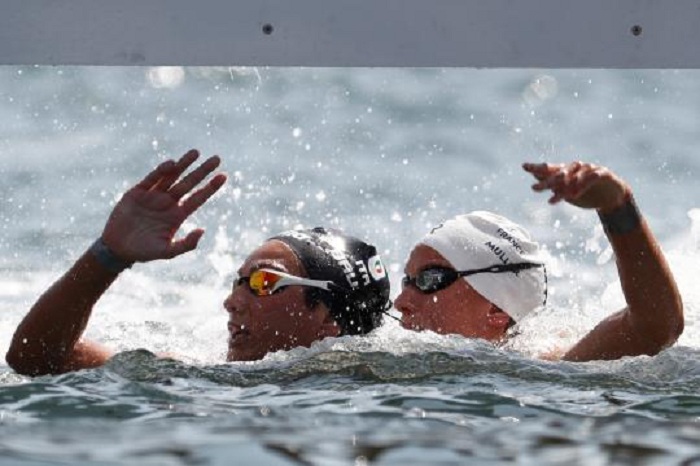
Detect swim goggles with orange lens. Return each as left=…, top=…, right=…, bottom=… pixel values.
left=235, top=268, right=344, bottom=296
left=402, top=263, right=544, bottom=294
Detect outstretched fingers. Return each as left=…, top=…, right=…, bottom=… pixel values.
left=181, top=173, right=228, bottom=216
left=525, top=160, right=632, bottom=210
left=134, top=160, right=177, bottom=190
left=153, top=149, right=200, bottom=192
left=547, top=175, right=569, bottom=204
left=548, top=167, right=580, bottom=203
left=168, top=156, right=222, bottom=200
left=566, top=167, right=605, bottom=199
left=545, top=166, right=586, bottom=204
left=522, top=162, right=563, bottom=180
left=165, top=229, right=206, bottom=258
left=523, top=162, right=594, bottom=204
left=523, top=163, right=560, bottom=191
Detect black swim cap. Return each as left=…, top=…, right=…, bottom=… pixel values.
left=270, top=227, right=391, bottom=336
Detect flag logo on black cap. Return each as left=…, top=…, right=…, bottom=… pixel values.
left=368, top=255, right=387, bottom=281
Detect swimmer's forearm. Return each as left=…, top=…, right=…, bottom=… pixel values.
left=6, top=249, right=119, bottom=376
left=606, top=214, right=683, bottom=350
left=564, top=211, right=683, bottom=361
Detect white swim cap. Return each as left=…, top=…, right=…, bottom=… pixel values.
left=420, top=211, right=547, bottom=322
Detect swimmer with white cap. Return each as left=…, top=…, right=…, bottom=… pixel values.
left=395, top=161, right=683, bottom=362
left=6, top=150, right=391, bottom=375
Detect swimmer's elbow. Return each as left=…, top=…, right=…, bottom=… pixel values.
left=662, top=294, right=684, bottom=347
left=664, top=298, right=685, bottom=347
left=650, top=320, right=683, bottom=356
left=6, top=338, right=64, bottom=376
left=7, top=340, right=110, bottom=376
left=638, top=298, right=684, bottom=356
left=5, top=346, right=46, bottom=376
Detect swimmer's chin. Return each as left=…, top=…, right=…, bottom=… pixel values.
left=227, top=346, right=265, bottom=362
left=400, top=320, right=425, bottom=332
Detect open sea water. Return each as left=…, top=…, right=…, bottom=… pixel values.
left=2, top=67, right=700, bottom=465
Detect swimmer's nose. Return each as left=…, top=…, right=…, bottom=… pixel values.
left=394, top=288, right=416, bottom=318
left=223, top=293, right=234, bottom=313
left=224, top=282, right=252, bottom=315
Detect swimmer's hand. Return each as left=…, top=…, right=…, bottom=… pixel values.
left=522, top=162, right=631, bottom=213
left=101, top=149, right=227, bottom=262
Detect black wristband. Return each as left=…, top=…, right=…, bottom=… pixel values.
left=89, top=238, right=134, bottom=273
left=597, top=197, right=641, bottom=235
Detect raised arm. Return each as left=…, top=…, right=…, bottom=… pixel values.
left=6, top=149, right=227, bottom=376
left=523, top=161, right=683, bottom=362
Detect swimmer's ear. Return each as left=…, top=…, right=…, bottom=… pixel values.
left=486, top=306, right=511, bottom=331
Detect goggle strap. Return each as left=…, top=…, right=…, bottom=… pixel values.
left=273, top=275, right=334, bottom=292
left=458, top=262, right=542, bottom=277
left=380, top=299, right=401, bottom=323
left=256, top=269, right=341, bottom=294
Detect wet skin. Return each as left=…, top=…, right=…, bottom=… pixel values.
left=223, top=240, right=340, bottom=361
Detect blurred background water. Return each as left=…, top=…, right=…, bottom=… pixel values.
left=2, top=67, right=700, bottom=465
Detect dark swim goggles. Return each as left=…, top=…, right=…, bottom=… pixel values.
left=235, top=268, right=344, bottom=296
left=402, top=263, right=544, bottom=294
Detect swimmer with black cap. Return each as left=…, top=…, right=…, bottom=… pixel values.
left=396, top=161, right=683, bottom=362
left=226, top=227, right=390, bottom=361
left=6, top=150, right=390, bottom=375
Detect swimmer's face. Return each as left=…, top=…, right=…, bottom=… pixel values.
left=394, top=244, right=511, bottom=341
left=223, top=239, right=340, bottom=362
